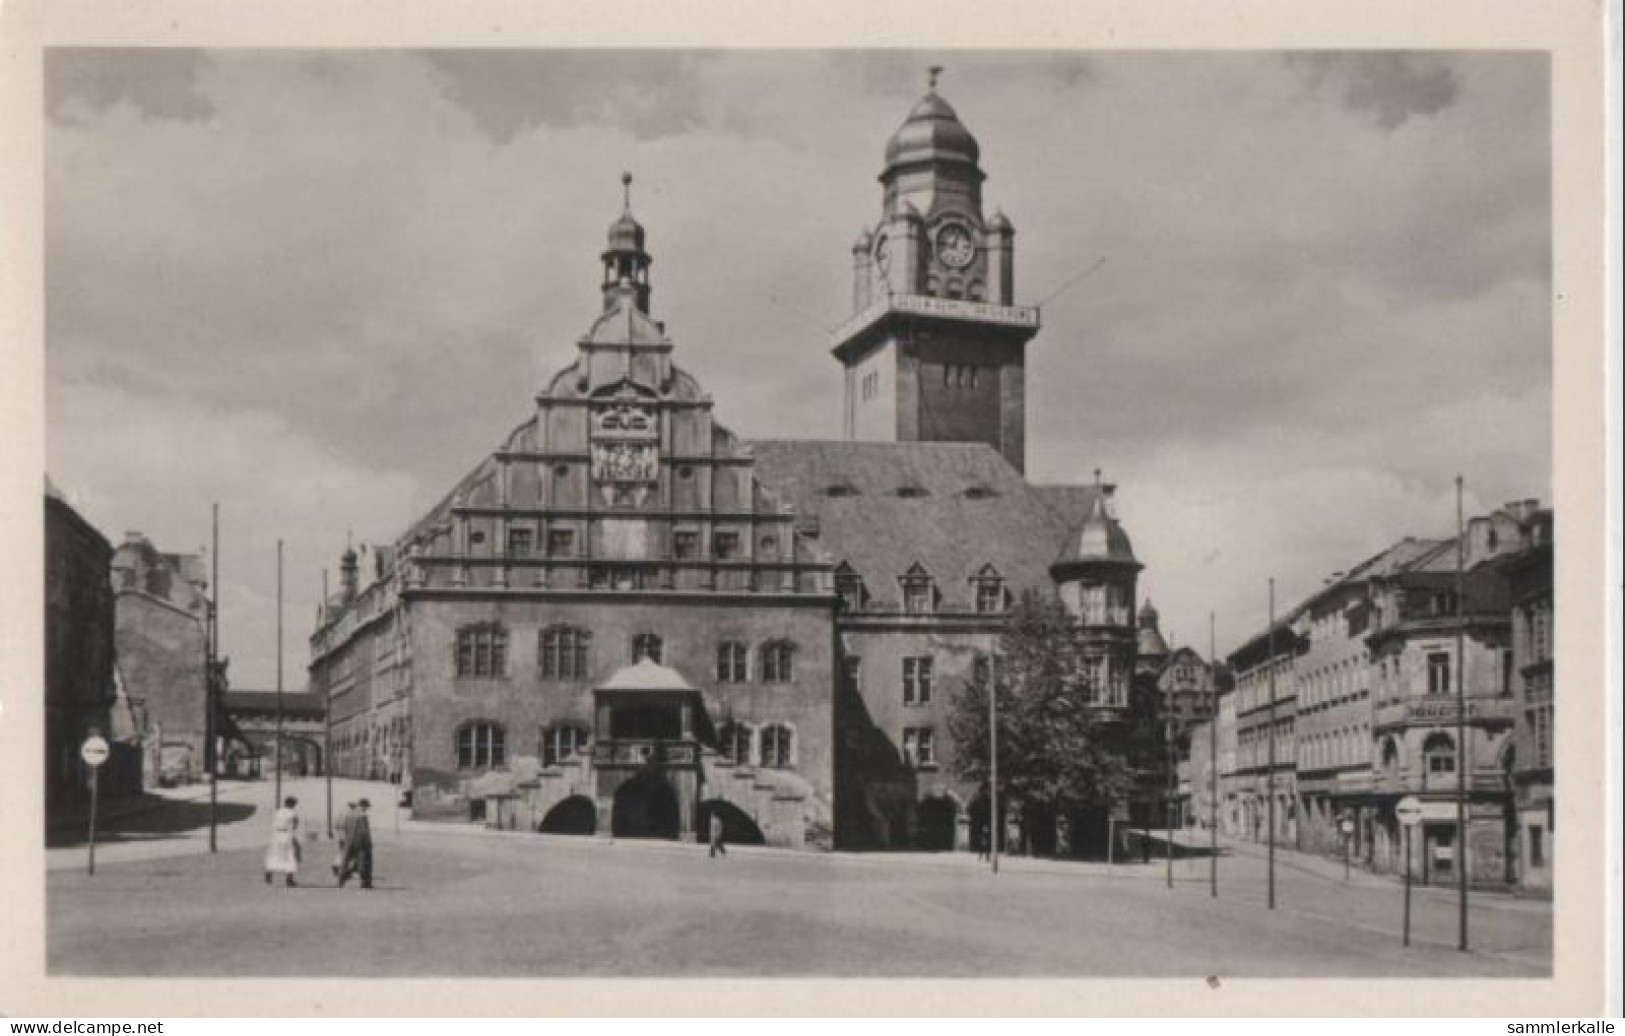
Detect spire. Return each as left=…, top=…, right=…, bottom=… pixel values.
left=602, top=171, right=652, bottom=314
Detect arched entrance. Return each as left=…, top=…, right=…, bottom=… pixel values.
left=697, top=799, right=766, bottom=846
left=540, top=795, right=597, bottom=836
left=915, top=794, right=958, bottom=852
left=612, top=772, right=681, bottom=840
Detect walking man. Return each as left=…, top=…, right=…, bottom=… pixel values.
left=708, top=811, right=726, bottom=858
left=338, top=799, right=374, bottom=889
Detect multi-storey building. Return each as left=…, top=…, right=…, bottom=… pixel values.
left=110, top=530, right=213, bottom=785
left=1503, top=506, right=1553, bottom=891
left=311, top=78, right=1151, bottom=854
left=45, top=483, right=138, bottom=812
left=1226, top=618, right=1302, bottom=845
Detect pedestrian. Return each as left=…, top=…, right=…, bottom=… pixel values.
left=708, top=811, right=726, bottom=858
left=976, top=819, right=991, bottom=862
left=263, top=795, right=302, bottom=887
left=338, top=798, right=374, bottom=889
left=332, top=801, right=355, bottom=880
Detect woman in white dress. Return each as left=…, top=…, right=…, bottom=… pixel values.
left=263, top=795, right=302, bottom=887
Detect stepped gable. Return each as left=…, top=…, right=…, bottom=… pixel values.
left=747, top=439, right=1101, bottom=610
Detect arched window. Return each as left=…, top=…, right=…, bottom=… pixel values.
left=540, top=625, right=592, bottom=680
left=455, top=623, right=508, bottom=678
left=760, top=724, right=794, bottom=768
left=455, top=721, right=505, bottom=770
left=541, top=724, right=589, bottom=767
left=716, top=642, right=749, bottom=683
left=631, top=632, right=663, bottom=664
left=1422, top=733, right=1456, bottom=789
left=717, top=721, right=753, bottom=764
left=760, top=640, right=796, bottom=683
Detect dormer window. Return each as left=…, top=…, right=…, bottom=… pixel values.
left=900, top=563, right=935, bottom=615
left=962, top=485, right=998, bottom=500
left=823, top=483, right=860, bottom=499
left=970, top=564, right=1006, bottom=614
left=896, top=484, right=930, bottom=499
left=834, top=563, right=867, bottom=612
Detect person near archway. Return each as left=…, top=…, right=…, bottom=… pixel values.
left=709, top=811, right=727, bottom=858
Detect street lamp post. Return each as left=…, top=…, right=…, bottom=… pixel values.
left=207, top=502, right=220, bottom=854
left=275, top=538, right=284, bottom=806
left=1266, top=576, right=1276, bottom=912
left=1454, top=474, right=1470, bottom=951
left=988, top=652, right=999, bottom=875
left=1209, top=610, right=1218, bottom=898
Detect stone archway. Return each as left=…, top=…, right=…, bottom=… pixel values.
left=540, top=795, right=597, bottom=836
left=612, top=772, right=681, bottom=840
left=697, top=798, right=766, bottom=846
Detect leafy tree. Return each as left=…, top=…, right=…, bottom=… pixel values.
left=947, top=592, right=1134, bottom=850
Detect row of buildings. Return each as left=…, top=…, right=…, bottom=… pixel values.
left=1179, top=500, right=1555, bottom=891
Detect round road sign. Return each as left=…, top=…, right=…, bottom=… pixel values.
left=80, top=735, right=110, bottom=767
left=1395, top=795, right=1424, bottom=827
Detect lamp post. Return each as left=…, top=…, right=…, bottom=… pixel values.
left=1165, top=718, right=1175, bottom=889
left=1454, top=475, right=1470, bottom=951
left=1266, top=576, right=1276, bottom=912
left=988, top=651, right=999, bottom=875
left=207, top=502, right=220, bottom=853
left=274, top=538, right=284, bottom=806
left=1209, top=610, right=1218, bottom=898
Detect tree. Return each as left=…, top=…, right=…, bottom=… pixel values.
left=946, top=592, right=1133, bottom=852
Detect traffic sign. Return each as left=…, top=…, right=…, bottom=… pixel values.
left=1339, top=817, right=1354, bottom=836
left=80, top=735, right=110, bottom=768
left=1395, top=795, right=1424, bottom=827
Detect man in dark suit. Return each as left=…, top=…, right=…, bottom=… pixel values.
left=339, top=799, right=374, bottom=889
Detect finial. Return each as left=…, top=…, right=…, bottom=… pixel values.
left=928, top=65, right=943, bottom=91
left=621, top=171, right=633, bottom=211
left=1093, top=467, right=1102, bottom=486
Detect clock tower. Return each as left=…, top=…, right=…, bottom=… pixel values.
left=833, top=68, right=1040, bottom=473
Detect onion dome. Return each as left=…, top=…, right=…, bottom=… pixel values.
left=1052, top=493, right=1141, bottom=578
left=852, top=227, right=873, bottom=253
left=987, top=210, right=1013, bottom=233
left=884, top=72, right=981, bottom=172
left=1137, top=599, right=1171, bottom=661
left=605, top=172, right=647, bottom=254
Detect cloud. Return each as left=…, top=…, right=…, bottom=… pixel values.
left=1287, top=52, right=1461, bottom=130
left=45, top=48, right=215, bottom=125
left=43, top=50, right=1551, bottom=674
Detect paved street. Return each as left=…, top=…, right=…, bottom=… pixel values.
left=47, top=778, right=1549, bottom=978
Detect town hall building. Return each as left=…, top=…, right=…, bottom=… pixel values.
left=311, top=75, right=1148, bottom=853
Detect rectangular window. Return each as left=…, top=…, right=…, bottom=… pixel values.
left=902, top=727, right=936, bottom=768
left=1427, top=652, right=1452, bottom=696
left=714, top=531, right=740, bottom=560
left=1528, top=825, right=1545, bottom=868
left=842, top=656, right=862, bottom=694
left=548, top=528, right=575, bottom=557
left=903, top=656, right=933, bottom=705
left=1529, top=702, right=1553, bottom=769
left=507, top=527, right=533, bottom=557
left=902, top=579, right=933, bottom=615
left=456, top=626, right=507, bottom=678
left=717, top=642, right=749, bottom=683
left=836, top=573, right=865, bottom=612
left=975, top=581, right=1004, bottom=614
left=673, top=530, right=699, bottom=560
left=1531, top=605, right=1552, bottom=662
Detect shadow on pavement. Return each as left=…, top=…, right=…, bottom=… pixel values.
left=47, top=794, right=258, bottom=848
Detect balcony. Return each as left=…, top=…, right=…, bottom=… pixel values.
left=591, top=738, right=699, bottom=770
left=833, top=293, right=1041, bottom=349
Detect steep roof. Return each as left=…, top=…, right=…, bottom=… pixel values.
left=746, top=440, right=1099, bottom=609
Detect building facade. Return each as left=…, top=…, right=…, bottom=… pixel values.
left=1503, top=507, right=1553, bottom=891
left=45, top=484, right=138, bottom=812
left=312, top=79, right=1154, bottom=855
left=111, top=532, right=213, bottom=786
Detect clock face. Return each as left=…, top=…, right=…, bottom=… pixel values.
left=873, top=233, right=891, bottom=272
left=936, top=224, right=976, bottom=269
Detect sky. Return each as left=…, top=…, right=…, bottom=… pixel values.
left=42, top=49, right=1552, bottom=686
